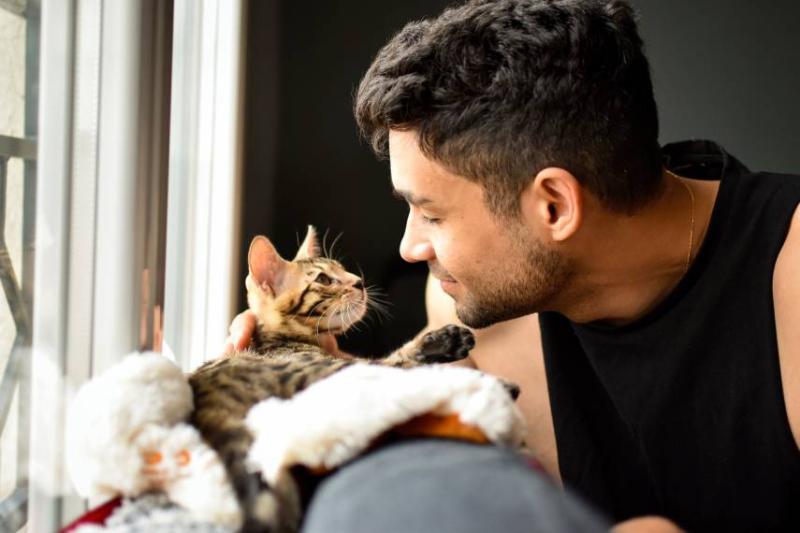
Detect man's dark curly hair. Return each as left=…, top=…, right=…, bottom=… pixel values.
left=355, top=0, right=662, bottom=216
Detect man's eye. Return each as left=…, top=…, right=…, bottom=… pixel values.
left=422, top=214, right=440, bottom=225
left=315, top=273, right=333, bottom=285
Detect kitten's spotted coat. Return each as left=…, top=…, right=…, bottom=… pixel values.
left=189, top=227, right=475, bottom=532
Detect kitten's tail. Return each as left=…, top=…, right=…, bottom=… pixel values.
left=212, top=425, right=292, bottom=533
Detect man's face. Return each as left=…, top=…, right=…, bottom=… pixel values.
left=389, top=130, right=572, bottom=328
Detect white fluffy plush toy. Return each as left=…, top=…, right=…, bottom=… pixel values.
left=66, top=352, right=242, bottom=529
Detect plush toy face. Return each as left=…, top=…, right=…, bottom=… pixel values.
left=135, top=424, right=201, bottom=490
left=133, top=423, right=243, bottom=528
left=67, top=353, right=243, bottom=528
left=141, top=448, right=192, bottom=488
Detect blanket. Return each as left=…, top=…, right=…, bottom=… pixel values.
left=246, top=363, right=526, bottom=486
left=66, top=353, right=525, bottom=530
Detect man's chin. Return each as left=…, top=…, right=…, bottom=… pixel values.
left=455, top=296, right=537, bottom=329
left=455, top=304, right=505, bottom=330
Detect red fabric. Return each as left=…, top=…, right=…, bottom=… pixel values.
left=60, top=497, right=122, bottom=532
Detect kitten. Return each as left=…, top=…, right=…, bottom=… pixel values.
left=188, top=226, right=475, bottom=532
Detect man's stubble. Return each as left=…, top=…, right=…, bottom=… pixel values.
left=454, top=227, right=573, bottom=329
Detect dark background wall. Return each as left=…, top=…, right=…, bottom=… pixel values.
left=636, top=0, right=800, bottom=172
left=241, top=0, right=800, bottom=355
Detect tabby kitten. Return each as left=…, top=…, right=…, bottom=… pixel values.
left=188, top=226, right=475, bottom=532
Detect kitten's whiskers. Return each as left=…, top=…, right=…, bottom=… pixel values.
left=314, top=301, right=337, bottom=341
left=328, top=232, right=344, bottom=261
left=321, top=228, right=331, bottom=259
left=365, top=286, right=392, bottom=325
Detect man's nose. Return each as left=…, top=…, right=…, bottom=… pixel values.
left=399, top=217, right=434, bottom=263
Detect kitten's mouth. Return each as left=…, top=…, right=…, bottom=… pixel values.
left=324, top=298, right=368, bottom=333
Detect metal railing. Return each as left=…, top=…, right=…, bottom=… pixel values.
left=1, top=0, right=39, bottom=530
left=0, top=134, right=37, bottom=532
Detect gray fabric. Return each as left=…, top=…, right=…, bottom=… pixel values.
left=74, top=494, right=233, bottom=533
left=301, top=439, right=610, bottom=533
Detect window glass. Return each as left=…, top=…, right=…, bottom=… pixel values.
left=0, top=3, right=37, bottom=530
left=0, top=8, right=26, bottom=138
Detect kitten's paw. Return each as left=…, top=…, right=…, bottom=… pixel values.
left=414, top=325, right=475, bottom=364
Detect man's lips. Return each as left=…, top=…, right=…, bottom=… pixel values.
left=429, top=264, right=456, bottom=283
left=439, top=277, right=458, bottom=296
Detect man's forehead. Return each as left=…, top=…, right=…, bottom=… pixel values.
left=388, top=128, right=419, bottom=152
left=388, top=130, right=464, bottom=204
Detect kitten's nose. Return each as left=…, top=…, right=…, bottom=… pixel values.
left=353, top=279, right=364, bottom=290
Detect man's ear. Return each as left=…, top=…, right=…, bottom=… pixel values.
left=248, top=236, right=288, bottom=295
left=521, top=167, right=583, bottom=242
left=294, top=225, right=320, bottom=261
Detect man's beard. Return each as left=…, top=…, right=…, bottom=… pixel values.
left=453, top=238, right=571, bottom=329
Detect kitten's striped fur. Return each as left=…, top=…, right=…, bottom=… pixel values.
left=188, top=227, right=475, bottom=532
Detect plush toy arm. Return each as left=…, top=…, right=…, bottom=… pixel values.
left=247, top=364, right=525, bottom=487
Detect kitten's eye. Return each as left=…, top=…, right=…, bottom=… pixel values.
left=315, top=273, right=333, bottom=286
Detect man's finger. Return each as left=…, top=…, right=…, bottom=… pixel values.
left=229, top=311, right=256, bottom=350
left=233, top=328, right=252, bottom=351
left=220, top=341, right=235, bottom=358
left=228, top=311, right=247, bottom=334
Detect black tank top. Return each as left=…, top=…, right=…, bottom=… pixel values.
left=540, top=140, right=800, bottom=531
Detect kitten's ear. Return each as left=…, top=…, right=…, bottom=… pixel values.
left=248, top=236, right=288, bottom=295
left=294, top=225, right=320, bottom=261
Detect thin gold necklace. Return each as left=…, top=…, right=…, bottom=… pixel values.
left=667, top=169, right=695, bottom=273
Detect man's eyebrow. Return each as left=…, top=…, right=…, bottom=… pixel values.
left=392, top=188, right=433, bottom=206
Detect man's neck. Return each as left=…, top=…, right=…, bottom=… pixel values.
left=558, top=171, right=718, bottom=326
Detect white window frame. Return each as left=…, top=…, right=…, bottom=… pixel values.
left=163, top=0, right=245, bottom=372
left=28, top=0, right=245, bottom=528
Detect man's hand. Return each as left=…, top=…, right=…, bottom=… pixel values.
left=220, top=310, right=341, bottom=356
left=221, top=310, right=257, bottom=356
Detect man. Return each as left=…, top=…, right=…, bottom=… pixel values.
left=228, top=0, right=800, bottom=530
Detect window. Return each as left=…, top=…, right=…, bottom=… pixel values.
left=162, top=0, right=244, bottom=371
left=0, top=0, right=38, bottom=530
left=12, top=0, right=246, bottom=530
left=26, top=0, right=176, bottom=529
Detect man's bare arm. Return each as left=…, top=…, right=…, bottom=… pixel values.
left=773, top=203, right=800, bottom=450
